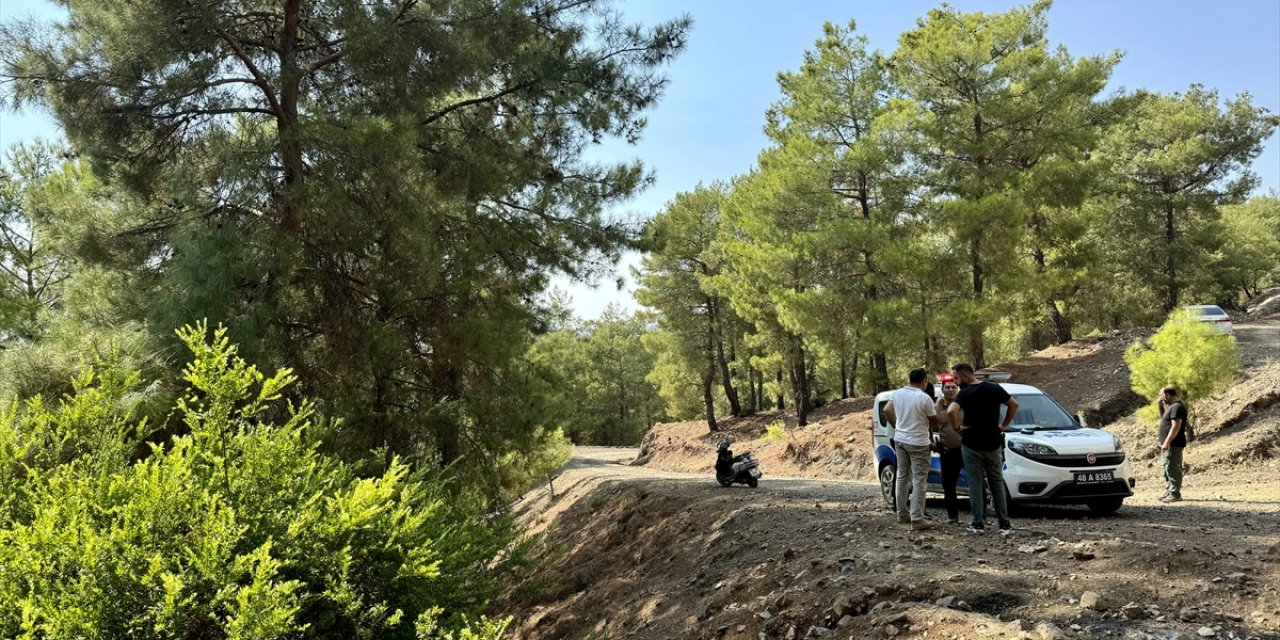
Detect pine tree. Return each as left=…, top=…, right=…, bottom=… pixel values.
left=3, top=1, right=689, bottom=470
left=1097, top=87, right=1279, bottom=312
left=891, top=0, right=1117, bottom=365
left=763, top=21, right=901, bottom=393
left=636, top=184, right=742, bottom=431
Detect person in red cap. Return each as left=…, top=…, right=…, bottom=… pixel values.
left=934, top=373, right=965, bottom=524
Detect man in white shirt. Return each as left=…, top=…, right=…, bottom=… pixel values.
left=884, top=368, right=941, bottom=529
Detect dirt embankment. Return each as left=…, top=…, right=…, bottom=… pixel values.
left=497, top=321, right=1280, bottom=640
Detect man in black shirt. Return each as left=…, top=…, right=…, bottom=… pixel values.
left=947, top=363, right=1019, bottom=534
left=1157, top=386, right=1188, bottom=503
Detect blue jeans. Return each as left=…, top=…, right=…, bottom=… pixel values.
left=962, top=445, right=1010, bottom=529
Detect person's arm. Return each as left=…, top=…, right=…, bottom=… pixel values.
left=1000, top=397, right=1019, bottom=431
left=925, top=398, right=941, bottom=430
left=947, top=401, right=963, bottom=430
left=884, top=401, right=896, bottom=427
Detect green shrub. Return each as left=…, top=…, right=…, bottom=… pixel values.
left=0, top=322, right=510, bottom=639
left=763, top=420, right=787, bottom=442
left=493, top=427, right=572, bottom=502
left=1124, top=310, right=1242, bottom=420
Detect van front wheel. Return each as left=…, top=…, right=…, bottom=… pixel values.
left=879, top=463, right=896, bottom=509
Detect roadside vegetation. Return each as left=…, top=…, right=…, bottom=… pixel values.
left=0, top=0, right=1275, bottom=638
left=1126, top=310, right=1244, bottom=420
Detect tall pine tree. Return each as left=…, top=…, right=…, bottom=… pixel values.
left=3, top=0, right=689, bottom=471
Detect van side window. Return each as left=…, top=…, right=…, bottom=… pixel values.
left=877, top=400, right=889, bottom=428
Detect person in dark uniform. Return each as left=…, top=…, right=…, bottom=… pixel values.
left=1157, top=386, right=1188, bottom=503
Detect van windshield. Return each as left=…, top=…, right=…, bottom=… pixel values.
left=999, top=393, right=1079, bottom=431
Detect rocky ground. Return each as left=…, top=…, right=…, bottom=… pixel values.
left=495, top=319, right=1280, bottom=640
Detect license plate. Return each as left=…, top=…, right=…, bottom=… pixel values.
left=1073, top=470, right=1115, bottom=484
left=749, top=468, right=763, bottom=478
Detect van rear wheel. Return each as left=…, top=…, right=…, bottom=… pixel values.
left=879, top=463, right=896, bottom=508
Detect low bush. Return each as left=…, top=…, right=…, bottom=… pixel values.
left=763, top=420, right=787, bottom=442
left=1125, top=310, right=1242, bottom=420
left=0, top=322, right=511, bottom=639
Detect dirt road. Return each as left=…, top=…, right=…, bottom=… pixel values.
left=503, top=446, right=1280, bottom=640
left=1235, top=320, right=1280, bottom=366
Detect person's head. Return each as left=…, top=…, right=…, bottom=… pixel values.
left=923, top=379, right=937, bottom=399
left=952, top=362, right=976, bottom=385
left=1160, top=386, right=1179, bottom=401
left=942, top=379, right=960, bottom=397
left=908, top=367, right=928, bottom=388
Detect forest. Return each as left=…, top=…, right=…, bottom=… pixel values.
left=0, top=0, right=1276, bottom=637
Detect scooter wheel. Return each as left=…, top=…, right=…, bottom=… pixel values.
left=747, top=478, right=758, bottom=488
left=717, top=477, right=733, bottom=487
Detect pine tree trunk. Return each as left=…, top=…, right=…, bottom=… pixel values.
left=775, top=370, right=785, bottom=410
left=871, top=351, right=889, bottom=394
left=747, top=368, right=757, bottom=412
left=848, top=350, right=860, bottom=399
left=703, top=329, right=718, bottom=432
left=702, top=364, right=718, bottom=433
left=925, top=335, right=946, bottom=377
left=970, top=236, right=986, bottom=369
left=1031, top=239, right=1072, bottom=345
left=864, top=282, right=890, bottom=392
left=279, top=0, right=304, bottom=234
left=792, top=342, right=811, bottom=427
left=1045, top=299, right=1072, bottom=344
left=1164, top=200, right=1178, bottom=312
left=709, top=301, right=742, bottom=416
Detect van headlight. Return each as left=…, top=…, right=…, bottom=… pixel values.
left=1008, top=439, right=1058, bottom=457
left=1112, top=435, right=1122, bottom=452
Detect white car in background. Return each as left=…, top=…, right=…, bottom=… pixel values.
left=1183, top=304, right=1233, bottom=334
left=871, top=380, right=1136, bottom=515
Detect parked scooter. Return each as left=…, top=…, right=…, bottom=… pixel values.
left=715, top=441, right=762, bottom=488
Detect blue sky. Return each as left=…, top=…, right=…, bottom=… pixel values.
left=3, top=0, right=1278, bottom=318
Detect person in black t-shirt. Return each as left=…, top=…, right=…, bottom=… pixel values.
left=1157, top=386, right=1188, bottom=503
left=947, top=363, right=1019, bottom=534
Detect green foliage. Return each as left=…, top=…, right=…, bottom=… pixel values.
left=1213, top=194, right=1280, bottom=301
left=763, top=420, right=787, bottom=443
left=636, top=183, right=748, bottom=427
left=1124, top=311, right=1242, bottom=419
left=0, top=323, right=514, bottom=639
left=493, top=428, right=573, bottom=499
left=0, top=142, right=77, bottom=344
left=529, top=306, right=666, bottom=445
left=891, top=0, right=1119, bottom=365
left=633, top=4, right=1277, bottom=419
left=2, top=0, right=690, bottom=481
left=1097, top=87, right=1280, bottom=312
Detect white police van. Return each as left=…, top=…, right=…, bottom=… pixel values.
left=871, top=378, right=1135, bottom=514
